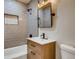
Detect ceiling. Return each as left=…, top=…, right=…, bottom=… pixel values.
left=17, top=0, right=31, bottom=4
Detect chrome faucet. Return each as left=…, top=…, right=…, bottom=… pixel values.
left=40, top=33, right=48, bottom=39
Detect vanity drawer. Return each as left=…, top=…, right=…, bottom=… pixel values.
left=27, top=49, right=42, bottom=59
left=27, top=40, right=42, bottom=55
left=27, top=40, right=41, bottom=48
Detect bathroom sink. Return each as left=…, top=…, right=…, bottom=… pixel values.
left=26, top=37, right=56, bottom=45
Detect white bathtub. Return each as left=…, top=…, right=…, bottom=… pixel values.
left=4, top=45, right=27, bottom=59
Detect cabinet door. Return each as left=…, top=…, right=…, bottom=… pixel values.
left=27, top=49, right=42, bottom=59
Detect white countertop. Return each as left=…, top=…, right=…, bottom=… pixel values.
left=26, top=37, right=56, bottom=45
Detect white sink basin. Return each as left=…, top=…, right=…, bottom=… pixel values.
left=27, top=37, right=56, bottom=45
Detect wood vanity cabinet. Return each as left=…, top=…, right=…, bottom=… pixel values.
left=27, top=39, right=56, bottom=59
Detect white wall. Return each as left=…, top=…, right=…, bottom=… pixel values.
left=57, top=0, right=75, bottom=46
left=39, top=0, right=75, bottom=59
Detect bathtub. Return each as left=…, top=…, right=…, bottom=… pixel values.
left=4, top=45, right=27, bottom=59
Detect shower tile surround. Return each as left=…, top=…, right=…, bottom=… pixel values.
left=4, top=0, right=27, bottom=48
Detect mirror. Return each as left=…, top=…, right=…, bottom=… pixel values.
left=37, top=5, right=52, bottom=28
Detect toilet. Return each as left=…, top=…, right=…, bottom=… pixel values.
left=60, top=44, right=75, bottom=59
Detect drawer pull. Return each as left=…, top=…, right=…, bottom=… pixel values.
left=31, top=51, right=36, bottom=55
left=31, top=44, right=36, bottom=47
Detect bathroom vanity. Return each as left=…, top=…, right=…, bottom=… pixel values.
left=27, top=37, right=56, bottom=59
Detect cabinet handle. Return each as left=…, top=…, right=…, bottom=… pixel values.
left=31, top=51, right=36, bottom=55
left=31, top=44, right=36, bottom=47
